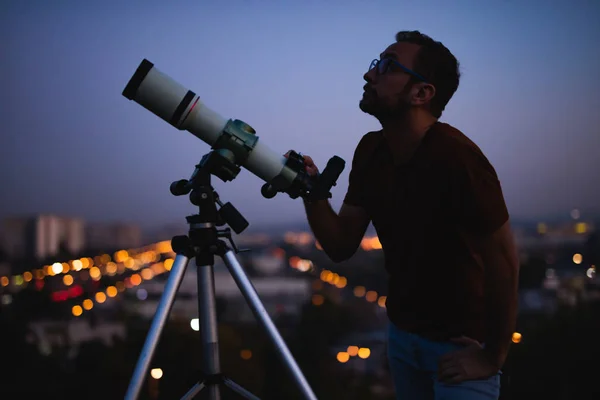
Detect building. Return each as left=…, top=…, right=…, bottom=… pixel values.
left=1, top=214, right=85, bottom=261
left=28, top=319, right=127, bottom=358
left=86, top=222, right=142, bottom=251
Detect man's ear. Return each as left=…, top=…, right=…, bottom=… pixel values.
left=412, top=82, right=436, bottom=106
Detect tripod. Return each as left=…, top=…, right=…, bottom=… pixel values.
left=125, top=151, right=318, bottom=400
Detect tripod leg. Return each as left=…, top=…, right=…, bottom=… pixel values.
left=180, top=382, right=205, bottom=400
left=125, top=254, right=191, bottom=400
left=222, top=250, right=318, bottom=400
left=222, top=377, right=261, bottom=400
left=197, top=264, right=222, bottom=400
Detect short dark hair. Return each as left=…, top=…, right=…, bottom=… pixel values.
left=395, top=30, right=460, bottom=118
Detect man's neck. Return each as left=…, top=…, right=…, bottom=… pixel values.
left=381, top=112, right=438, bottom=164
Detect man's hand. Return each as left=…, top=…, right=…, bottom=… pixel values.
left=437, top=336, right=499, bottom=384
left=285, top=150, right=319, bottom=176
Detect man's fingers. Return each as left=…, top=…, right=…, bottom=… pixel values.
left=306, top=167, right=318, bottom=176
left=438, top=354, right=460, bottom=375
left=439, top=350, right=461, bottom=365
left=282, top=151, right=318, bottom=175
left=284, top=150, right=313, bottom=165
left=438, top=365, right=463, bottom=384
left=439, top=373, right=464, bottom=385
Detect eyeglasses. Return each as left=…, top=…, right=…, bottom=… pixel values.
left=369, top=58, right=428, bottom=82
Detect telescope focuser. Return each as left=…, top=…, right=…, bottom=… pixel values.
left=261, top=151, right=346, bottom=202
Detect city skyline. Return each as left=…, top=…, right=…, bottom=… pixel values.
left=2, top=0, right=600, bottom=230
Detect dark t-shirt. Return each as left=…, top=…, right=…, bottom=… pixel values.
left=344, top=122, right=509, bottom=342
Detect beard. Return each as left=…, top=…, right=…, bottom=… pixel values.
left=359, top=86, right=412, bottom=121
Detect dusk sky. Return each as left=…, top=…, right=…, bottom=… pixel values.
left=2, top=0, right=599, bottom=231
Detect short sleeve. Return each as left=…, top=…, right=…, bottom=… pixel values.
left=451, top=147, right=509, bottom=235
left=343, top=133, right=378, bottom=208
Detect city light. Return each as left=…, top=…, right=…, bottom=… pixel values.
left=89, top=266, right=101, bottom=280
left=106, top=262, right=118, bottom=275
left=114, top=250, right=129, bottom=263
left=190, top=318, right=199, bottom=332
left=63, top=275, right=74, bottom=286
left=334, top=276, right=347, bottom=288
left=347, top=346, right=358, bottom=356
left=72, top=259, right=83, bottom=271
left=353, top=286, right=366, bottom=297
left=156, top=240, right=172, bottom=253
left=80, top=258, right=90, bottom=269
left=312, top=294, right=324, bottom=306
left=240, top=349, right=252, bottom=360
left=141, top=268, right=154, bottom=280
left=587, top=266, right=596, bottom=279
left=0, top=241, right=178, bottom=332
left=575, top=222, right=587, bottom=234
left=336, top=352, right=350, bottom=363
left=361, top=236, right=382, bottom=251
left=95, top=292, right=107, bottom=304
left=537, top=223, right=547, bottom=234
left=83, top=299, right=93, bottom=310
left=52, top=263, right=63, bottom=275
left=106, top=286, right=118, bottom=297
left=136, top=289, right=148, bottom=300
left=130, top=274, right=142, bottom=286
left=512, top=332, right=522, bottom=344
left=296, top=259, right=313, bottom=272
left=150, top=368, right=163, bottom=380
left=365, top=290, right=378, bottom=302
left=358, top=348, right=371, bottom=359
left=573, top=253, right=583, bottom=265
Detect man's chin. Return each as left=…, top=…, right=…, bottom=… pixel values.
left=359, top=100, right=378, bottom=116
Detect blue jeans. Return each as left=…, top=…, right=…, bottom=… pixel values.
left=387, top=322, right=501, bottom=400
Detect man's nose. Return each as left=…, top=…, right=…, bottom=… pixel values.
left=363, top=68, right=377, bottom=83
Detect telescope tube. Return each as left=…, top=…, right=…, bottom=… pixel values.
left=122, top=59, right=298, bottom=186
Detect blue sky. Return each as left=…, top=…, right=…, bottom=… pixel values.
left=2, top=0, right=599, bottom=230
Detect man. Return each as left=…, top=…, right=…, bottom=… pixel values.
left=298, top=31, right=519, bottom=399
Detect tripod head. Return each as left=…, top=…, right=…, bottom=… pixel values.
left=170, top=150, right=251, bottom=263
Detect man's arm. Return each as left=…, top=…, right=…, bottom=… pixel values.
left=296, top=137, right=373, bottom=263
left=451, top=144, right=520, bottom=369
left=470, top=220, right=520, bottom=368
left=304, top=200, right=370, bottom=263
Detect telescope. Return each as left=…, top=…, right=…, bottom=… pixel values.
left=121, top=59, right=338, bottom=400
left=122, top=59, right=345, bottom=202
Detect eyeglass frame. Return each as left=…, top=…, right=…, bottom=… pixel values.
left=369, top=58, right=428, bottom=83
